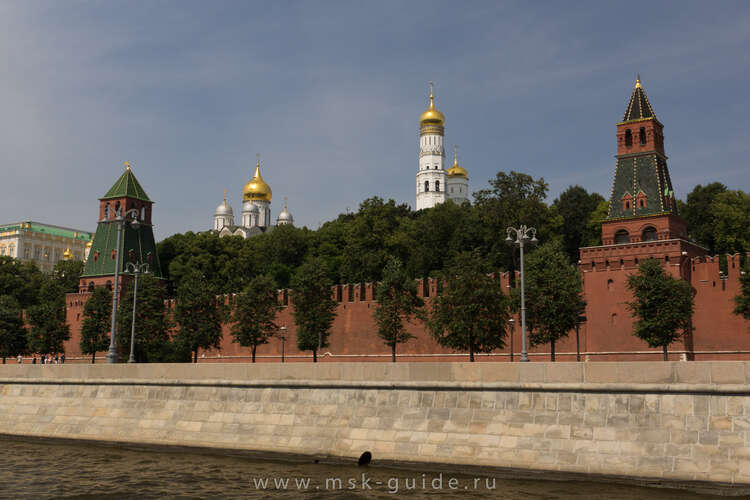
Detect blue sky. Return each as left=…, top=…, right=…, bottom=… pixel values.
left=2, top=1, right=748, bottom=240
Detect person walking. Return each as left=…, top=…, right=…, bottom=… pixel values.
left=61, top=354, right=65, bottom=364
left=40, top=355, right=44, bottom=365
left=17, top=354, right=22, bottom=364
left=32, top=356, right=36, bottom=365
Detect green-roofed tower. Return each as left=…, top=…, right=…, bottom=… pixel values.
left=79, top=163, right=162, bottom=290
left=601, top=76, right=687, bottom=245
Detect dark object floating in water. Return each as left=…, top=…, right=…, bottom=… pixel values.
left=358, top=451, right=372, bottom=466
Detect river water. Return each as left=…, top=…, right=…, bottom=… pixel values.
left=0, top=437, right=734, bottom=499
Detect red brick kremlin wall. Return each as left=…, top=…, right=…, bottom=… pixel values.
left=61, top=257, right=749, bottom=363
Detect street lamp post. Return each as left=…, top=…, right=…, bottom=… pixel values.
left=125, top=261, right=149, bottom=363
left=508, top=317, right=515, bottom=362
left=506, top=225, right=538, bottom=363
left=106, top=208, right=141, bottom=364
left=575, top=301, right=587, bottom=362
left=279, top=325, right=287, bottom=363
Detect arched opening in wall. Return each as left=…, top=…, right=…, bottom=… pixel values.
left=104, top=203, right=110, bottom=219
left=620, top=258, right=624, bottom=267
left=348, top=284, right=354, bottom=302
left=336, top=285, right=342, bottom=302
left=424, top=181, right=429, bottom=192
left=141, top=206, right=146, bottom=220
left=605, top=260, right=610, bottom=269
left=614, top=230, right=630, bottom=244
left=88, top=282, right=95, bottom=292
left=665, top=255, right=670, bottom=263
left=360, top=283, right=366, bottom=301
left=423, top=278, right=430, bottom=298
left=283, top=289, right=288, bottom=306
left=607, top=279, right=614, bottom=291
left=611, top=313, right=617, bottom=326
left=114, top=201, right=121, bottom=216
left=625, top=129, right=633, bottom=147
left=435, top=180, right=440, bottom=192
left=634, top=258, right=639, bottom=265
left=641, top=226, right=657, bottom=242
left=625, top=201, right=630, bottom=210
left=105, top=281, right=112, bottom=291
left=639, top=127, right=646, bottom=145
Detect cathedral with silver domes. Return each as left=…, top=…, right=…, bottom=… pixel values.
left=212, top=158, right=294, bottom=239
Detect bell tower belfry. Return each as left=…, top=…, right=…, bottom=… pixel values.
left=416, top=82, right=447, bottom=210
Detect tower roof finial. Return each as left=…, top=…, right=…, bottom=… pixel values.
left=124, top=161, right=130, bottom=171
left=429, top=81, right=434, bottom=108
left=453, top=144, right=458, bottom=165
left=635, top=74, right=642, bottom=88
left=284, top=196, right=288, bottom=210
left=223, top=189, right=227, bottom=203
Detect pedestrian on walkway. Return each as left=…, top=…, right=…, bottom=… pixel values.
left=61, top=353, right=65, bottom=364
left=32, top=356, right=36, bottom=365
left=17, top=354, right=22, bottom=364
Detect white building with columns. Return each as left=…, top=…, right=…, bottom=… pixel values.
left=415, top=83, right=469, bottom=210
left=212, top=158, right=294, bottom=239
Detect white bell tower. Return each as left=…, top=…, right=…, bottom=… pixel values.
left=416, top=82, right=447, bottom=210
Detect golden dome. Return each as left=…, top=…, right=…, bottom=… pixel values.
left=419, top=82, right=445, bottom=127
left=243, top=160, right=272, bottom=202
left=446, top=145, right=468, bottom=178
left=63, top=248, right=73, bottom=260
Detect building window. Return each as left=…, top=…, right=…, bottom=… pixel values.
left=639, top=127, right=646, bottom=145
left=104, top=203, right=110, bottom=219
left=88, top=282, right=95, bottom=292
left=435, top=180, right=440, bottom=192
left=24, top=248, right=31, bottom=259
left=607, top=279, right=614, bottom=291
left=611, top=313, right=617, bottom=326
left=614, top=229, right=630, bottom=244
left=424, top=181, right=429, bottom=192
left=642, top=226, right=657, bottom=242
left=625, top=129, right=632, bottom=147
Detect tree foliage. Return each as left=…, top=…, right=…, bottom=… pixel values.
left=683, top=182, right=728, bottom=254
left=710, top=190, right=750, bottom=255
left=231, top=274, right=282, bottom=362
left=118, top=275, right=174, bottom=362
left=79, top=286, right=112, bottom=363
left=626, top=259, right=694, bottom=360
left=428, top=251, right=511, bottom=361
left=174, top=271, right=225, bottom=362
left=373, top=258, right=425, bottom=362
left=0, top=256, right=44, bottom=309
left=0, top=295, right=27, bottom=363
left=290, top=257, right=337, bottom=362
left=51, top=260, right=85, bottom=294
left=26, top=278, right=70, bottom=355
left=735, top=262, right=750, bottom=324
left=552, top=186, right=605, bottom=262
left=520, top=242, right=584, bottom=361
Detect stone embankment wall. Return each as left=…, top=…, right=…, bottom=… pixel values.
left=1, top=362, right=750, bottom=485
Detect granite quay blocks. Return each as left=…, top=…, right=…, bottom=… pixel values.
left=1, top=362, right=750, bottom=485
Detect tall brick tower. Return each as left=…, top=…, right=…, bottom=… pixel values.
left=78, top=163, right=162, bottom=292
left=578, top=77, right=706, bottom=360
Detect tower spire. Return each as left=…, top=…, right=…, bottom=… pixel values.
left=453, top=144, right=458, bottom=165
left=223, top=189, right=227, bottom=203
left=635, top=74, right=641, bottom=88
left=124, top=161, right=130, bottom=171
left=429, top=81, right=434, bottom=108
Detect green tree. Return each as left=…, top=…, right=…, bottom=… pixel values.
left=51, top=259, right=85, bottom=294
left=231, top=274, right=282, bottom=362
left=520, top=242, right=585, bottom=361
left=473, top=171, right=561, bottom=271
left=374, top=258, right=425, bottom=362
left=0, top=295, right=27, bottom=363
left=626, top=259, right=694, bottom=360
left=79, top=286, right=112, bottom=363
left=339, top=197, right=411, bottom=283
left=684, top=182, right=727, bottom=253
left=0, top=256, right=44, bottom=309
left=584, top=200, right=609, bottom=247
left=26, top=279, right=70, bottom=355
left=291, top=257, right=337, bottom=362
left=118, top=275, right=172, bottom=362
left=734, top=262, right=750, bottom=323
left=552, top=186, right=606, bottom=263
left=711, top=190, right=750, bottom=255
left=174, top=272, right=224, bottom=363
left=428, top=251, right=511, bottom=361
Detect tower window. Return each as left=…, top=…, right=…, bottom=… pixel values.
left=639, top=127, right=646, bottom=145
left=639, top=199, right=644, bottom=208
left=642, top=226, right=657, bottom=241
left=614, top=229, right=630, bottom=244
left=625, top=129, right=633, bottom=147
left=424, top=181, right=429, bottom=192
left=435, top=180, right=440, bottom=192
